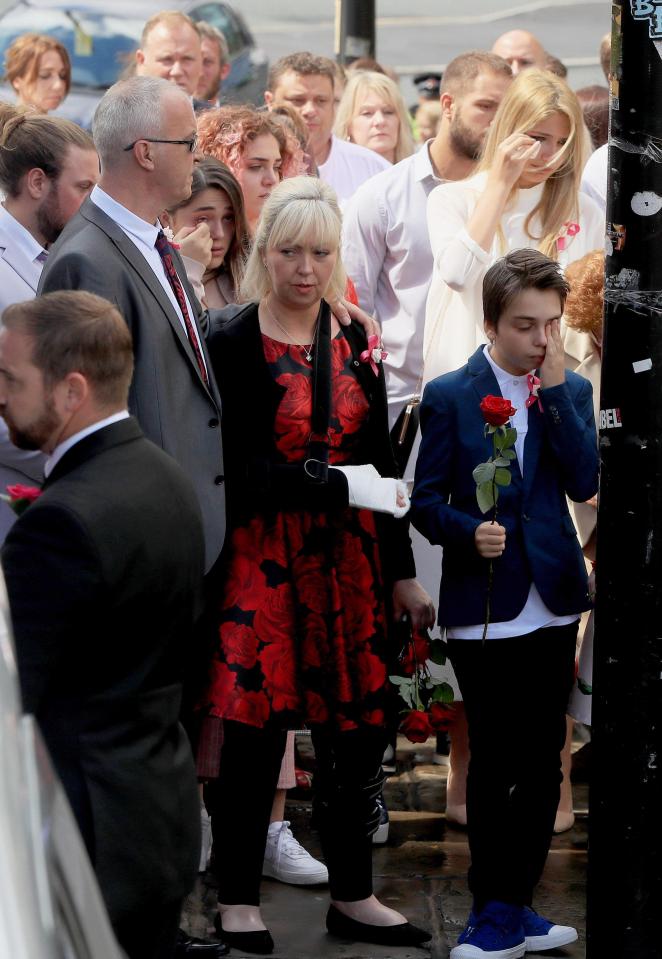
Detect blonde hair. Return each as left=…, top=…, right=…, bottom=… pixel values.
left=334, top=71, right=414, bottom=164
left=240, top=176, right=346, bottom=304
left=478, top=69, right=587, bottom=259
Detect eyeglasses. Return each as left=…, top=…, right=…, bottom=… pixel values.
left=123, top=134, right=198, bottom=153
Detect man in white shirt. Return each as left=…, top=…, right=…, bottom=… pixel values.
left=342, top=52, right=513, bottom=434
left=580, top=142, right=607, bottom=213
left=264, top=52, right=389, bottom=205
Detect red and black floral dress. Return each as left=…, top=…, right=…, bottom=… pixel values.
left=204, top=331, right=391, bottom=732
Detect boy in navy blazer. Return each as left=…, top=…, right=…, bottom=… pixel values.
left=412, top=250, right=598, bottom=959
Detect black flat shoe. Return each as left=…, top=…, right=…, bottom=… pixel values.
left=213, top=913, right=274, bottom=954
left=325, top=905, right=432, bottom=946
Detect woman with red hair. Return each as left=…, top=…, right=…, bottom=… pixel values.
left=4, top=33, right=70, bottom=114
left=197, top=105, right=305, bottom=235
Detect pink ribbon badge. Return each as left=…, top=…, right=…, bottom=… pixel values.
left=557, top=221, right=580, bottom=252
left=359, top=334, right=388, bottom=376
left=526, top=373, right=543, bottom=412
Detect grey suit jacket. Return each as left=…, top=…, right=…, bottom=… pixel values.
left=38, top=197, right=225, bottom=571
left=0, top=219, right=43, bottom=313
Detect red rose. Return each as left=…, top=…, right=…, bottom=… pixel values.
left=262, top=336, right=288, bottom=364
left=400, top=709, right=432, bottom=743
left=220, top=622, right=259, bottom=670
left=276, top=372, right=312, bottom=424
left=429, top=701, right=455, bottom=732
left=225, top=690, right=270, bottom=727
left=253, top=583, right=295, bottom=646
left=333, top=375, right=369, bottom=435
left=305, top=690, right=329, bottom=724
left=295, top=555, right=329, bottom=615
left=261, top=641, right=299, bottom=713
left=356, top=649, right=387, bottom=695
left=6, top=484, right=41, bottom=502
left=206, top=660, right=237, bottom=710
left=400, top=629, right=432, bottom=675
left=479, top=395, right=516, bottom=427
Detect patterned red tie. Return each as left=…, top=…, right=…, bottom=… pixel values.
left=155, top=230, right=209, bottom=385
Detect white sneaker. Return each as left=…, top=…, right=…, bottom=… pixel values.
left=262, top=821, right=328, bottom=885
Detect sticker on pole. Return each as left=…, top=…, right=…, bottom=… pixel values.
left=631, top=191, right=662, bottom=216
left=599, top=408, right=623, bottom=430
left=631, top=0, right=662, bottom=38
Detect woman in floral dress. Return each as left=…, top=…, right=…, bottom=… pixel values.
left=203, top=176, right=434, bottom=954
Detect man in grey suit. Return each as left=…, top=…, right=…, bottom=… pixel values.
left=37, top=77, right=228, bottom=959
left=0, top=108, right=98, bottom=539
left=39, top=76, right=225, bottom=573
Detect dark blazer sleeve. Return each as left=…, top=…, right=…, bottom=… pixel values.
left=410, top=378, right=483, bottom=554
left=539, top=377, right=599, bottom=503
left=2, top=502, right=101, bottom=714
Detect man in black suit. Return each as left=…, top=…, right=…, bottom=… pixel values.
left=0, top=291, right=205, bottom=959
left=38, top=75, right=225, bottom=574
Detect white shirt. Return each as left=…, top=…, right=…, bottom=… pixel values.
left=342, top=142, right=444, bottom=428
left=44, top=411, right=130, bottom=478
left=317, top=135, right=390, bottom=207
left=0, top=204, right=47, bottom=264
left=89, top=186, right=208, bottom=377
left=423, top=171, right=606, bottom=385
left=448, top=347, right=578, bottom=640
left=580, top=143, right=607, bottom=214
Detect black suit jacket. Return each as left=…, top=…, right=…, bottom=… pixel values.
left=1, top=418, right=204, bottom=927
left=208, top=303, right=415, bottom=585
left=38, top=196, right=225, bottom=572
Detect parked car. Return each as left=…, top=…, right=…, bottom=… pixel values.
left=0, top=0, right=268, bottom=128
left=0, top=571, right=124, bottom=959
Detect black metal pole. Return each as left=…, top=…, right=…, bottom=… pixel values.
left=587, top=3, right=662, bottom=956
left=335, top=0, right=376, bottom=65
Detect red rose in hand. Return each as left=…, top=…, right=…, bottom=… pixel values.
left=400, top=708, right=432, bottom=743
left=400, top=629, right=432, bottom=675
left=480, top=395, right=516, bottom=427
left=429, top=701, right=454, bottom=732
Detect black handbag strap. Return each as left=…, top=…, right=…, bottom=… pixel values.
left=305, top=300, right=332, bottom=483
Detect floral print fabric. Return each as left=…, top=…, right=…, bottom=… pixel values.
left=204, top=332, right=391, bottom=730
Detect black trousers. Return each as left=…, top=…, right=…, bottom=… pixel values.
left=113, top=898, right=182, bottom=959
left=448, top=622, right=577, bottom=912
left=206, top=720, right=387, bottom=904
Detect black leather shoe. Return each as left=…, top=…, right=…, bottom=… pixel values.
left=175, top=929, right=230, bottom=956
left=213, top=913, right=274, bottom=954
left=326, top=905, right=432, bottom=947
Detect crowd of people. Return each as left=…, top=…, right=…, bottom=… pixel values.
left=0, top=12, right=610, bottom=959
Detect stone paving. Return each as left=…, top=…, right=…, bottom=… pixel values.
left=183, top=736, right=588, bottom=959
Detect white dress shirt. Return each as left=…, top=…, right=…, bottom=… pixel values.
left=342, top=142, right=444, bottom=429
left=44, top=411, right=130, bottom=478
left=0, top=204, right=48, bottom=310
left=89, top=186, right=208, bottom=376
left=317, top=135, right=390, bottom=207
left=447, top=347, right=578, bottom=640
left=580, top=143, right=607, bottom=214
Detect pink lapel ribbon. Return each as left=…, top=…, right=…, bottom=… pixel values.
left=359, top=334, right=388, bottom=376
left=557, top=221, right=580, bottom=252
left=526, top=373, right=543, bottom=412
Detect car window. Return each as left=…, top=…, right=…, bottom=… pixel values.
left=0, top=3, right=144, bottom=89
left=189, top=3, right=243, bottom=56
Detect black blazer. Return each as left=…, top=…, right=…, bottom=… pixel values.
left=208, top=302, right=415, bottom=585
left=38, top=196, right=225, bottom=573
left=1, top=418, right=204, bottom=928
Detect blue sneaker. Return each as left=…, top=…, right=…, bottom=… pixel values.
left=521, top=907, right=578, bottom=951
left=451, top=902, right=525, bottom=959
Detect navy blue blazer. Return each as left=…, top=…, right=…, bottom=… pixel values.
left=411, top=347, right=599, bottom=628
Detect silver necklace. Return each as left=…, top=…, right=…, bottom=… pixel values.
left=264, top=296, right=318, bottom=362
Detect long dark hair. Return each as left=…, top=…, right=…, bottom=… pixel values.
left=170, top=157, right=250, bottom=295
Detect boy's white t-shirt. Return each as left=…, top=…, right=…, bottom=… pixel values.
left=447, top=346, right=579, bottom=640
